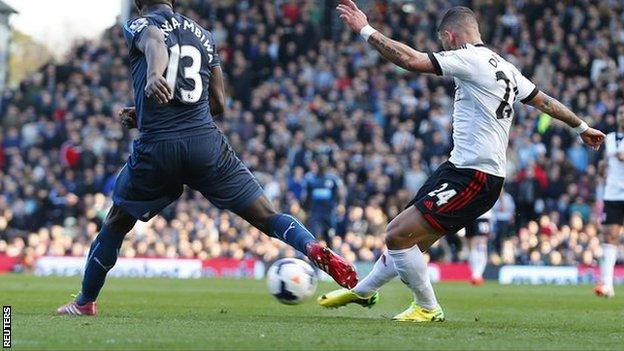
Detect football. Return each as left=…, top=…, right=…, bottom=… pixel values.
left=266, top=258, right=318, bottom=305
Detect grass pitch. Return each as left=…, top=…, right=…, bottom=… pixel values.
left=1, top=274, right=622, bottom=350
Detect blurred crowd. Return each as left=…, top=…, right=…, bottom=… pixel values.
left=1, top=0, right=623, bottom=268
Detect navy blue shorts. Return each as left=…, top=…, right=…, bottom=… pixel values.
left=603, top=201, right=624, bottom=225
left=113, top=130, right=264, bottom=221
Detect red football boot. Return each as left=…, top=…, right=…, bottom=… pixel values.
left=594, top=283, right=615, bottom=298
left=57, top=301, right=97, bottom=316
left=306, top=243, right=358, bottom=289
left=470, top=277, right=484, bottom=286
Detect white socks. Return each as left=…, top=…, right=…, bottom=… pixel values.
left=388, top=244, right=438, bottom=310
left=469, top=242, right=488, bottom=280
left=601, top=243, right=617, bottom=289
left=352, top=251, right=397, bottom=298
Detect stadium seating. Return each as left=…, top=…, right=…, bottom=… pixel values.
left=0, top=0, right=622, bottom=270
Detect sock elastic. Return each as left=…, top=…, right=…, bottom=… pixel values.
left=600, top=243, right=617, bottom=289
left=76, top=226, right=126, bottom=305
left=352, top=251, right=397, bottom=298
left=388, top=244, right=438, bottom=310
left=268, top=214, right=317, bottom=254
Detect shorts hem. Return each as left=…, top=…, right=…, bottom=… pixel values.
left=414, top=203, right=447, bottom=233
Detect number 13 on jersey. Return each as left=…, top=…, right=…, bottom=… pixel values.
left=165, top=44, right=202, bottom=103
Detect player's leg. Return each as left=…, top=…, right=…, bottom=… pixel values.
left=319, top=208, right=442, bottom=312
left=384, top=206, right=445, bottom=315
left=321, top=163, right=452, bottom=310
left=468, top=235, right=488, bottom=285
left=187, top=132, right=357, bottom=288
left=234, top=195, right=357, bottom=288
left=467, top=220, right=489, bottom=285
left=57, top=205, right=136, bottom=316
left=596, top=224, right=620, bottom=297
left=351, top=251, right=397, bottom=298
left=235, top=195, right=315, bottom=255
left=596, top=201, right=623, bottom=297
left=319, top=250, right=391, bottom=308
left=78, top=205, right=136, bottom=303
left=368, top=165, right=499, bottom=321
left=58, top=141, right=184, bottom=315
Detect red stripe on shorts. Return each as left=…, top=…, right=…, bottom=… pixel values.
left=423, top=213, right=445, bottom=232
left=441, top=171, right=486, bottom=213
left=438, top=171, right=486, bottom=213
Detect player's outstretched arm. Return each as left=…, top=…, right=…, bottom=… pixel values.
left=526, top=91, right=605, bottom=150
left=136, top=26, right=172, bottom=104
left=336, top=0, right=435, bottom=74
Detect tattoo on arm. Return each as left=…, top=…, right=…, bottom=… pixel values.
left=533, top=93, right=583, bottom=128
left=367, top=32, right=433, bottom=73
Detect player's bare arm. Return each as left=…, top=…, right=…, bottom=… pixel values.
left=136, top=26, right=172, bottom=104
left=336, top=0, right=435, bottom=74
left=209, top=66, right=225, bottom=117
left=526, top=91, right=606, bottom=150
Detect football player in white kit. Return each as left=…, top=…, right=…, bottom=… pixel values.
left=319, top=1, right=606, bottom=322
left=466, top=210, right=493, bottom=286
left=595, top=106, right=624, bottom=298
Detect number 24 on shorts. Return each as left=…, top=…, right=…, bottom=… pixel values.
left=428, top=183, right=457, bottom=206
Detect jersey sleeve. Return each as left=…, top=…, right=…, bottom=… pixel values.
left=428, top=49, right=474, bottom=80
left=123, top=18, right=150, bottom=51
left=206, top=31, right=221, bottom=68
left=514, top=67, right=539, bottom=103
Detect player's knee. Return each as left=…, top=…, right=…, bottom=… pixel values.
left=237, top=196, right=278, bottom=233
left=384, top=220, right=409, bottom=249
left=103, top=205, right=136, bottom=234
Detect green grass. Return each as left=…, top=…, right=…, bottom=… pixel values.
left=1, top=275, right=622, bottom=350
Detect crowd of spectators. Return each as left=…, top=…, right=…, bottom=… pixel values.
left=1, top=0, right=623, bottom=268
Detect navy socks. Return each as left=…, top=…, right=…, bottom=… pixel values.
left=268, top=214, right=317, bottom=254
left=76, top=226, right=126, bottom=305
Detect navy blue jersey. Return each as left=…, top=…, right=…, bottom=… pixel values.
left=304, top=173, right=342, bottom=216
left=123, top=8, right=220, bottom=140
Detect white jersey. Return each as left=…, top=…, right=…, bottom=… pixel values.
left=604, top=132, right=624, bottom=201
left=430, top=44, right=538, bottom=177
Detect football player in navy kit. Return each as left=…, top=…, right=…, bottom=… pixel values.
left=57, top=0, right=357, bottom=316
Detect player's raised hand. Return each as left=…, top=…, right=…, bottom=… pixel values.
left=145, top=74, right=172, bottom=104
left=337, top=0, right=369, bottom=33
left=118, top=107, right=137, bottom=129
left=580, top=128, right=606, bottom=150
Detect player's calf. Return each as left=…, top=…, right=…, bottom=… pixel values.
left=266, top=214, right=357, bottom=288
left=237, top=196, right=358, bottom=288
left=57, top=205, right=135, bottom=314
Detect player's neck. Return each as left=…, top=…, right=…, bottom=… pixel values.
left=453, top=32, right=484, bottom=50
left=141, top=4, right=172, bottom=14
left=453, top=39, right=484, bottom=49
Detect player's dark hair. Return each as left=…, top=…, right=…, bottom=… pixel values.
left=134, top=0, right=175, bottom=10
left=438, top=6, right=477, bottom=32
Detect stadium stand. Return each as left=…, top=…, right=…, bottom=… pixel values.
left=1, top=0, right=623, bottom=270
